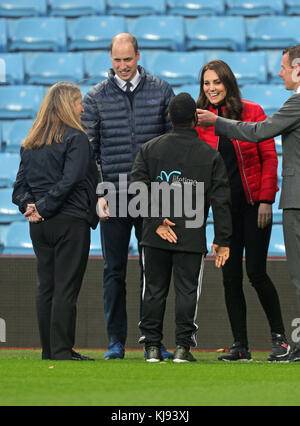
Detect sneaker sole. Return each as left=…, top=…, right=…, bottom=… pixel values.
left=146, top=358, right=162, bottom=363
left=220, top=358, right=253, bottom=362
left=173, top=358, right=196, bottom=363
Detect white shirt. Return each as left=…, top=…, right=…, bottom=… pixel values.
left=297, top=86, right=300, bottom=94
left=114, top=70, right=141, bottom=92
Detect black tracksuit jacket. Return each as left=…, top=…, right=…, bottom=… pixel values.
left=131, top=127, right=232, bottom=254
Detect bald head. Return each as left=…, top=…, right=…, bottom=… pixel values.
left=110, top=33, right=140, bottom=82
left=110, top=33, right=139, bottom=55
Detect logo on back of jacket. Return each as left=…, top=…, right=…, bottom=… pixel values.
left=157, top=170, right=198, bottom=186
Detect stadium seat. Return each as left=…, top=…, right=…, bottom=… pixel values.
left=266, top=50, right=283, bottom=84
left=1, top=119, right=33, bottom=153
left=226, top=0, right=284, bottom=16
left=268, top=224, right=285, bottom=256
left=173, top=84, right=200, bottom=100
left=150, top=51, right=204, bottom=86
left=167, top=0, right=225, bottom=16
left=277, top=154, right=282, bottom=184
left=8, top=17, right=67, bottom=52
left=205, top=224, right=214, bottom=253
left=67, top=16, right=127, bottom=51
left=185, top=17, right=246, bottom=51
left=84, top=52, right=112, bottom=85
left=79, top=85, right=93, bottom=98
left=285, top=0, right=300, bottom=15
left=272, top=195, right=282, bottom=224
left=107, top=0, right=166, bottom=16
left=205, top=51, right=267, bottom=85
left=0, top=85, right=44, bottom=119
left=0, top=53, right=24, bottom=84
left=129, top=229, right=139, bottom=255
left=0, top=0, right=47, bottom=17
left=247, top=16, right=300, bottom=50
left=241, top=84, right=290, bottom=116
left=24, top=52, right=84, bottom=85
left=48, top=0, right=106, bottom=17
left=0, top=18, right=7, bottom=52
left=0, top=188, right=25, bottom=222
left=89, top=227, right=102, bottom=256
left=128, top=16, right=185, bottom=51
left=274, top=135, right=282, bottom=155
left=0, top=153, right=20, bottom=187
left=2, top=221, right=34, bottom=254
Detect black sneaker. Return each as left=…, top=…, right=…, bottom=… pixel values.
left=287, top=346, right=300, bottom=362
left=268, top=333, right=290, bottom=362
left=173, top=345, right=197, bottom=363
left=145, top=346, right=163, bottom=363
left=71, top=350, right=95, bottom=361
left=218, top=342, right=252, bottom=362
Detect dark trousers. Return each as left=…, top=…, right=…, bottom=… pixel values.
left=100, top=215, right=143, bottom=346
left=30, top=214, right=90, bottom=360
left=140, top=246, right=204, bottom=349
left=222, top=200, right=285, bottom=347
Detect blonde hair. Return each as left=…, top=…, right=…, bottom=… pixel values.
left=22, top=82, right=85, bottom=150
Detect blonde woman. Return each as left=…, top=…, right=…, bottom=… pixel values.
left=12, top=82, right=98, bottom=361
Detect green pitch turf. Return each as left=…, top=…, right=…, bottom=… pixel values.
left=0, top=349, right=299, bottom=406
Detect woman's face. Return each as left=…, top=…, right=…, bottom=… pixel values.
left=203, top=69, right=227, bottom=106
left=73, top=94, right=84, bottom=120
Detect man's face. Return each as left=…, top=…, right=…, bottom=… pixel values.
left=279, top=53, right=300, bottom=91
left=110, top=41, right=140, bottom=82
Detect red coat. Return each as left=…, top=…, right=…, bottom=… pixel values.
left=195, top=100, right=278, bottom=204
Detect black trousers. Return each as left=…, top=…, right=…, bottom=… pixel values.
left=222, top=200, right=285, bottom=347
left=30, top=214, right=90, bottom=360
left=140, top=246, right=204, bottom=349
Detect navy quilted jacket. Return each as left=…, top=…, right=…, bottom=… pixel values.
left=81, top=66, right=174, bottom=192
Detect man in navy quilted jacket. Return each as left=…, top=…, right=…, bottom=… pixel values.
left=82, top=33, right=174, bottom=360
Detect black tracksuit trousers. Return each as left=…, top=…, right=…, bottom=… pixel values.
left=140, top=246, right=204, bottom=349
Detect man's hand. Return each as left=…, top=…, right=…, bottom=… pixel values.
left=156, top=218, right=177, bottom=243
left=211, top=244, right=230, bottom=268
left=97, top=197, right=110, bottom=221
left=257, top=203, right=272, bottom=229
left=196, top=109, right=217, bottom=127
left=24, top=203, right=44, bottom=223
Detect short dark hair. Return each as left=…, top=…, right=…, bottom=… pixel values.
left=110, top=33, right=139, bottom=55
left=168, top=93, right=196, bottom=127
left=283, top=45, right=300, bottom=66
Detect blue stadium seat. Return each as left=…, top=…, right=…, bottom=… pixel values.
left=266, top=50, right=283, bottom=84
left=8, top=17, right=67, bottom=52
left=129, top=15, right=185, bottom=51
left=151, top=51, right=204, bottom=86
left=185, top=17, right=246, bottom=51
left=0, top=188, right=25, bottom=222
left=79, top=85, right=93, bottom=98
left=0, top=85, right=44, bottom=119
left=167, top=0, right=225, bottom=16
left=0, top=18, right=7, bottom=52
left=285, top=0, right=300, bottom=15
left=226, top=0, right=284, bottom=16
left=89, top=227, right=102, bottom=256
left=25, top=52, right=84, bottom=85
left=277, top=154, right=282, bottom=185
left=173, top=84, right=200, bottom=100
left=274, top=135, right=282, bottom=155
left=268, top=224, right=285, bottom=256
left=0, top=53, right=24, bottom=84
left=67, top=16, right=127, bottom=51
left=2, top=221, right=34, bottom=254
left=247, top=16, right=300, bottom=50
left=206, top=51, right=267, bottom=85
left=241, top=84, right=290, bottom=115
left=129, top=229, right=139, bottom=255
left=0, top=0, right=47, bottom=17
left=272, top=195, right=282, bottom=224
left=205, top=224, right=214, bottom=253
left=107, top=0, right=166, bottom=15
left=1, top=119, right=33, bottom=153
left=0, top=153, right=20, bottom=187
left=84, top=52, right=112, bottom=85
left=48, top=0, right=106, bottom=17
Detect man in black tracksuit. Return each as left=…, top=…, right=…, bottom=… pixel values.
left=131, top=93, right=232, bottom=362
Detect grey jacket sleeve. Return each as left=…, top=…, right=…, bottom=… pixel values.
left=215, top=94, right=300, bottom=143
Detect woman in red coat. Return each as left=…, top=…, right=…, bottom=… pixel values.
left=196, top=60, right=290, bottom=361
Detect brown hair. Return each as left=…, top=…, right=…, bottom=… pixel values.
left=196, top=60, right=244, bottom=120
left=282, top=44, right=300, bottom=66
left=22, top=82, right=85, bottom=150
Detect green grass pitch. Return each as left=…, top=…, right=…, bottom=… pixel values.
left=0, top=349, right=299, bottom=406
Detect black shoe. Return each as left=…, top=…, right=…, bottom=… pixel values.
left=287, top=346, right=300, bottom=362
left=71, top=350, right=95, bottom=361
left=145, top=346, right=163, bottom=363
left=173, top=345, right=197, bottom=363
left=268, top=333, right=290, bottom=362
left=218, top=342, right=252, bottom=362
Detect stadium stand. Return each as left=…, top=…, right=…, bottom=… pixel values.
left=48, top=0, right=106, bottom=17
left=285, top=0, right=300, bottom=15
left=166, top=0, right=225, bottom=16
left=107, top=0, right=166, bottom=16
left=0, top=19, right=7, bottom=52
left=0, top=85, right=44, bottom=119
left=24, top=52, right=84, bottom=85
left=0, top=53, right=24, bottom=85
left=226, top=0, right=285, bottom=16
left=241, top=84, right=290, bottom=115
left=1, top=119, right=33, bottom=153
left=0, top=153, right=20, bottom=187
left=84, top=51, right=112, bottom=84
left=1, top=221, right=33, bottom=254
left=0, top=188, right=24, bottom=222
left=0, top=0, right=47, bottom=18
